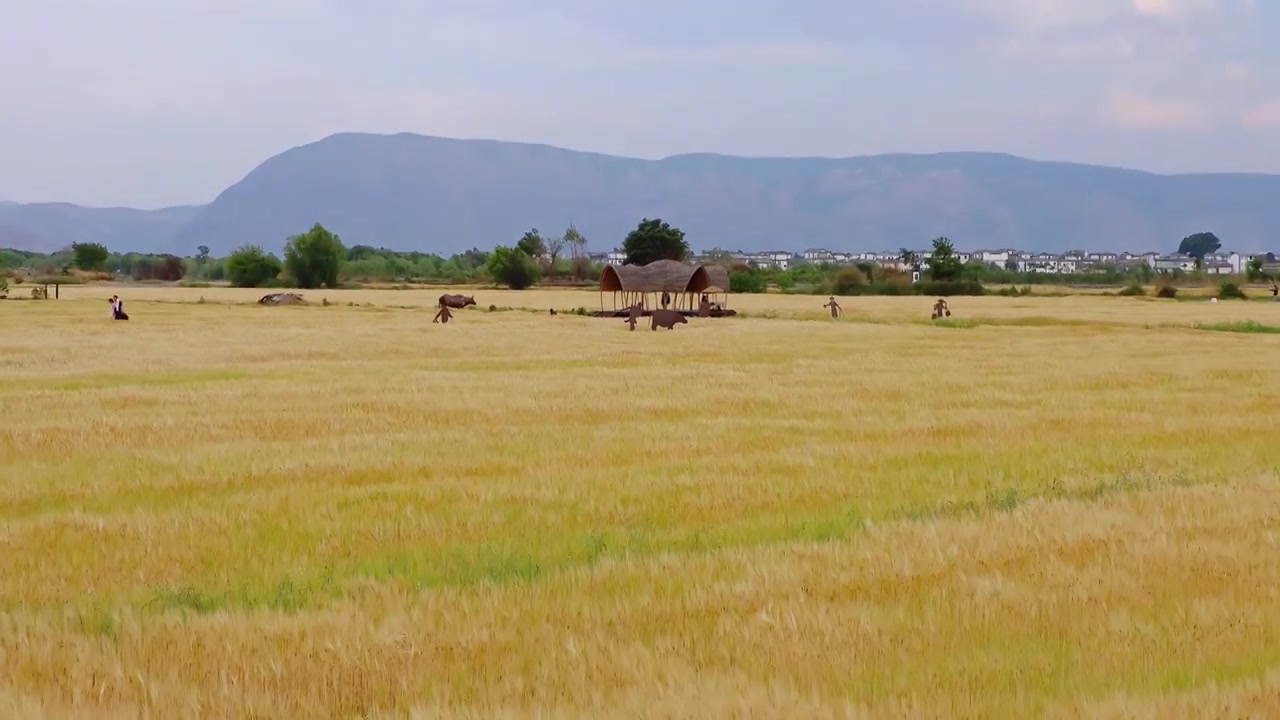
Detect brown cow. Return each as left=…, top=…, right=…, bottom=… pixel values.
left=650, top=308, right=687, bottom=331
left=438, top=294, right=476, bottom=309
left=434, top=294, right=474, bottom=324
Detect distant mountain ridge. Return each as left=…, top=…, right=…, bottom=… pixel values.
left=0, top=202, right=201, bottom=254
left=3, top=133, right=1280, bottom=256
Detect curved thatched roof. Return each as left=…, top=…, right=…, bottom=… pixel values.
left=600, top=260, right=731, bottom=294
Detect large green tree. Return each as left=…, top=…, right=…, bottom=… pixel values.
left=71, top=242, right=109, bottom=271
left=225, top=245, right=283, bottom=287
left=283, top=223, right=346, bottom=289
left=1178, top=232, right=1221, bottom=265
left=622, top=218, right=689, bottom=266
left=486, top=245, right=540, bottom=289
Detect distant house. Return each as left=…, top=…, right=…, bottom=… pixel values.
left=1151, top=254, right=1195, bottom=273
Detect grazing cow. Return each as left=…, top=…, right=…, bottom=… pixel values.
left=438, top=293, right=476, bottom=309
left=650, top=308, right=687, bottom=331
left=434, top=294, right=474, bottom=324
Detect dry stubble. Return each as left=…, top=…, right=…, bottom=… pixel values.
left=2, top=291, right=1279, bottom=718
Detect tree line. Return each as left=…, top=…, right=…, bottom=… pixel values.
left=2, top=220, right=1272, bottom=295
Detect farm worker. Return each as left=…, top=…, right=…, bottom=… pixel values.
left=823, top=296, right=841, bottom=318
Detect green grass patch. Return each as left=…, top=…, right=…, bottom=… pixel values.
left=94, top=468, right=1219, bottom=618
left=1191, top=320, right=1280, bottom=334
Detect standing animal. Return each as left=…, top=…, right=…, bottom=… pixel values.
left=438, top=294, right=476, bottom=310
left=434, top=294, right=474, bottom=324
left=650, top=308, right=687, bottom=331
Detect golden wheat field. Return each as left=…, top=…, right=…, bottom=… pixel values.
left=3, top=285, right=1280, bottom=718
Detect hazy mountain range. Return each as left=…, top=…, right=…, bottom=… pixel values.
left=4, top=133, right=1280, bottom=257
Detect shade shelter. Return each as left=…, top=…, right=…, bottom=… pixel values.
left=599, top=259, right=731, bottom=313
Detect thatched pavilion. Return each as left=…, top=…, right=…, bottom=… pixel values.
left=597, top=259, right=732, bottom=315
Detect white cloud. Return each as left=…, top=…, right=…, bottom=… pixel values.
left=1098, top=90, right=1209, bottom=130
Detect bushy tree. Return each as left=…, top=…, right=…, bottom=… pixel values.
left=927, top=237, right=962, bottom=281
left=831, top=266, right=868, bottom=294
left=486, top=245, right=540, bottom=289
left=71, top=242, right=109, bottom=271
left=1178, top=232, right=1221, bottom=264
left=516, top=229, right=546, bottom=258
left=225, top=245, right=283, bottom=287
left=283, top=223, right=345, bottom=289
left=622, top=218, right=689, bottom=265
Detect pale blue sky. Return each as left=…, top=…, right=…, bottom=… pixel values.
left=1, top=0, right=1275, bottom=208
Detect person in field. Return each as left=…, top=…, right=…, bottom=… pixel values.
left=823, top=296, right=842, bottom=318
left=932, top=298, right=950, bottom=320
left=433, top=303, right=453, bottom=324
left=1272, top=283, right=1278, bottom=301
left=110, top=295, right=129, bottom=320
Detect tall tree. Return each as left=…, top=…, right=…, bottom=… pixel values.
left=544, top=235, right=566, bottom=267
left=563, top=223, right=586, bottom=258
left=927, top=237, right=962, bottom=281
left=1178, top=232, right=1221, bottom=265
left=283, top=222, right=346, bottom=289
left=516, top=229, right=546, bottom=258
left=622, top=218, right=689, bottom=266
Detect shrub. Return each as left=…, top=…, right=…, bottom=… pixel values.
left=225, top=245, right=283, bottom=288
left=1118, top=283, right=1145, bottom=296
left=994, top=285, right=1033, bottom=297
left=1155, top=284, right=1178, bottom=298
left=830, top=266, right=868, bottom=295
left=1218, top=281, right=1247, bottom=300
left=729, top=270, right=767, bottom=293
